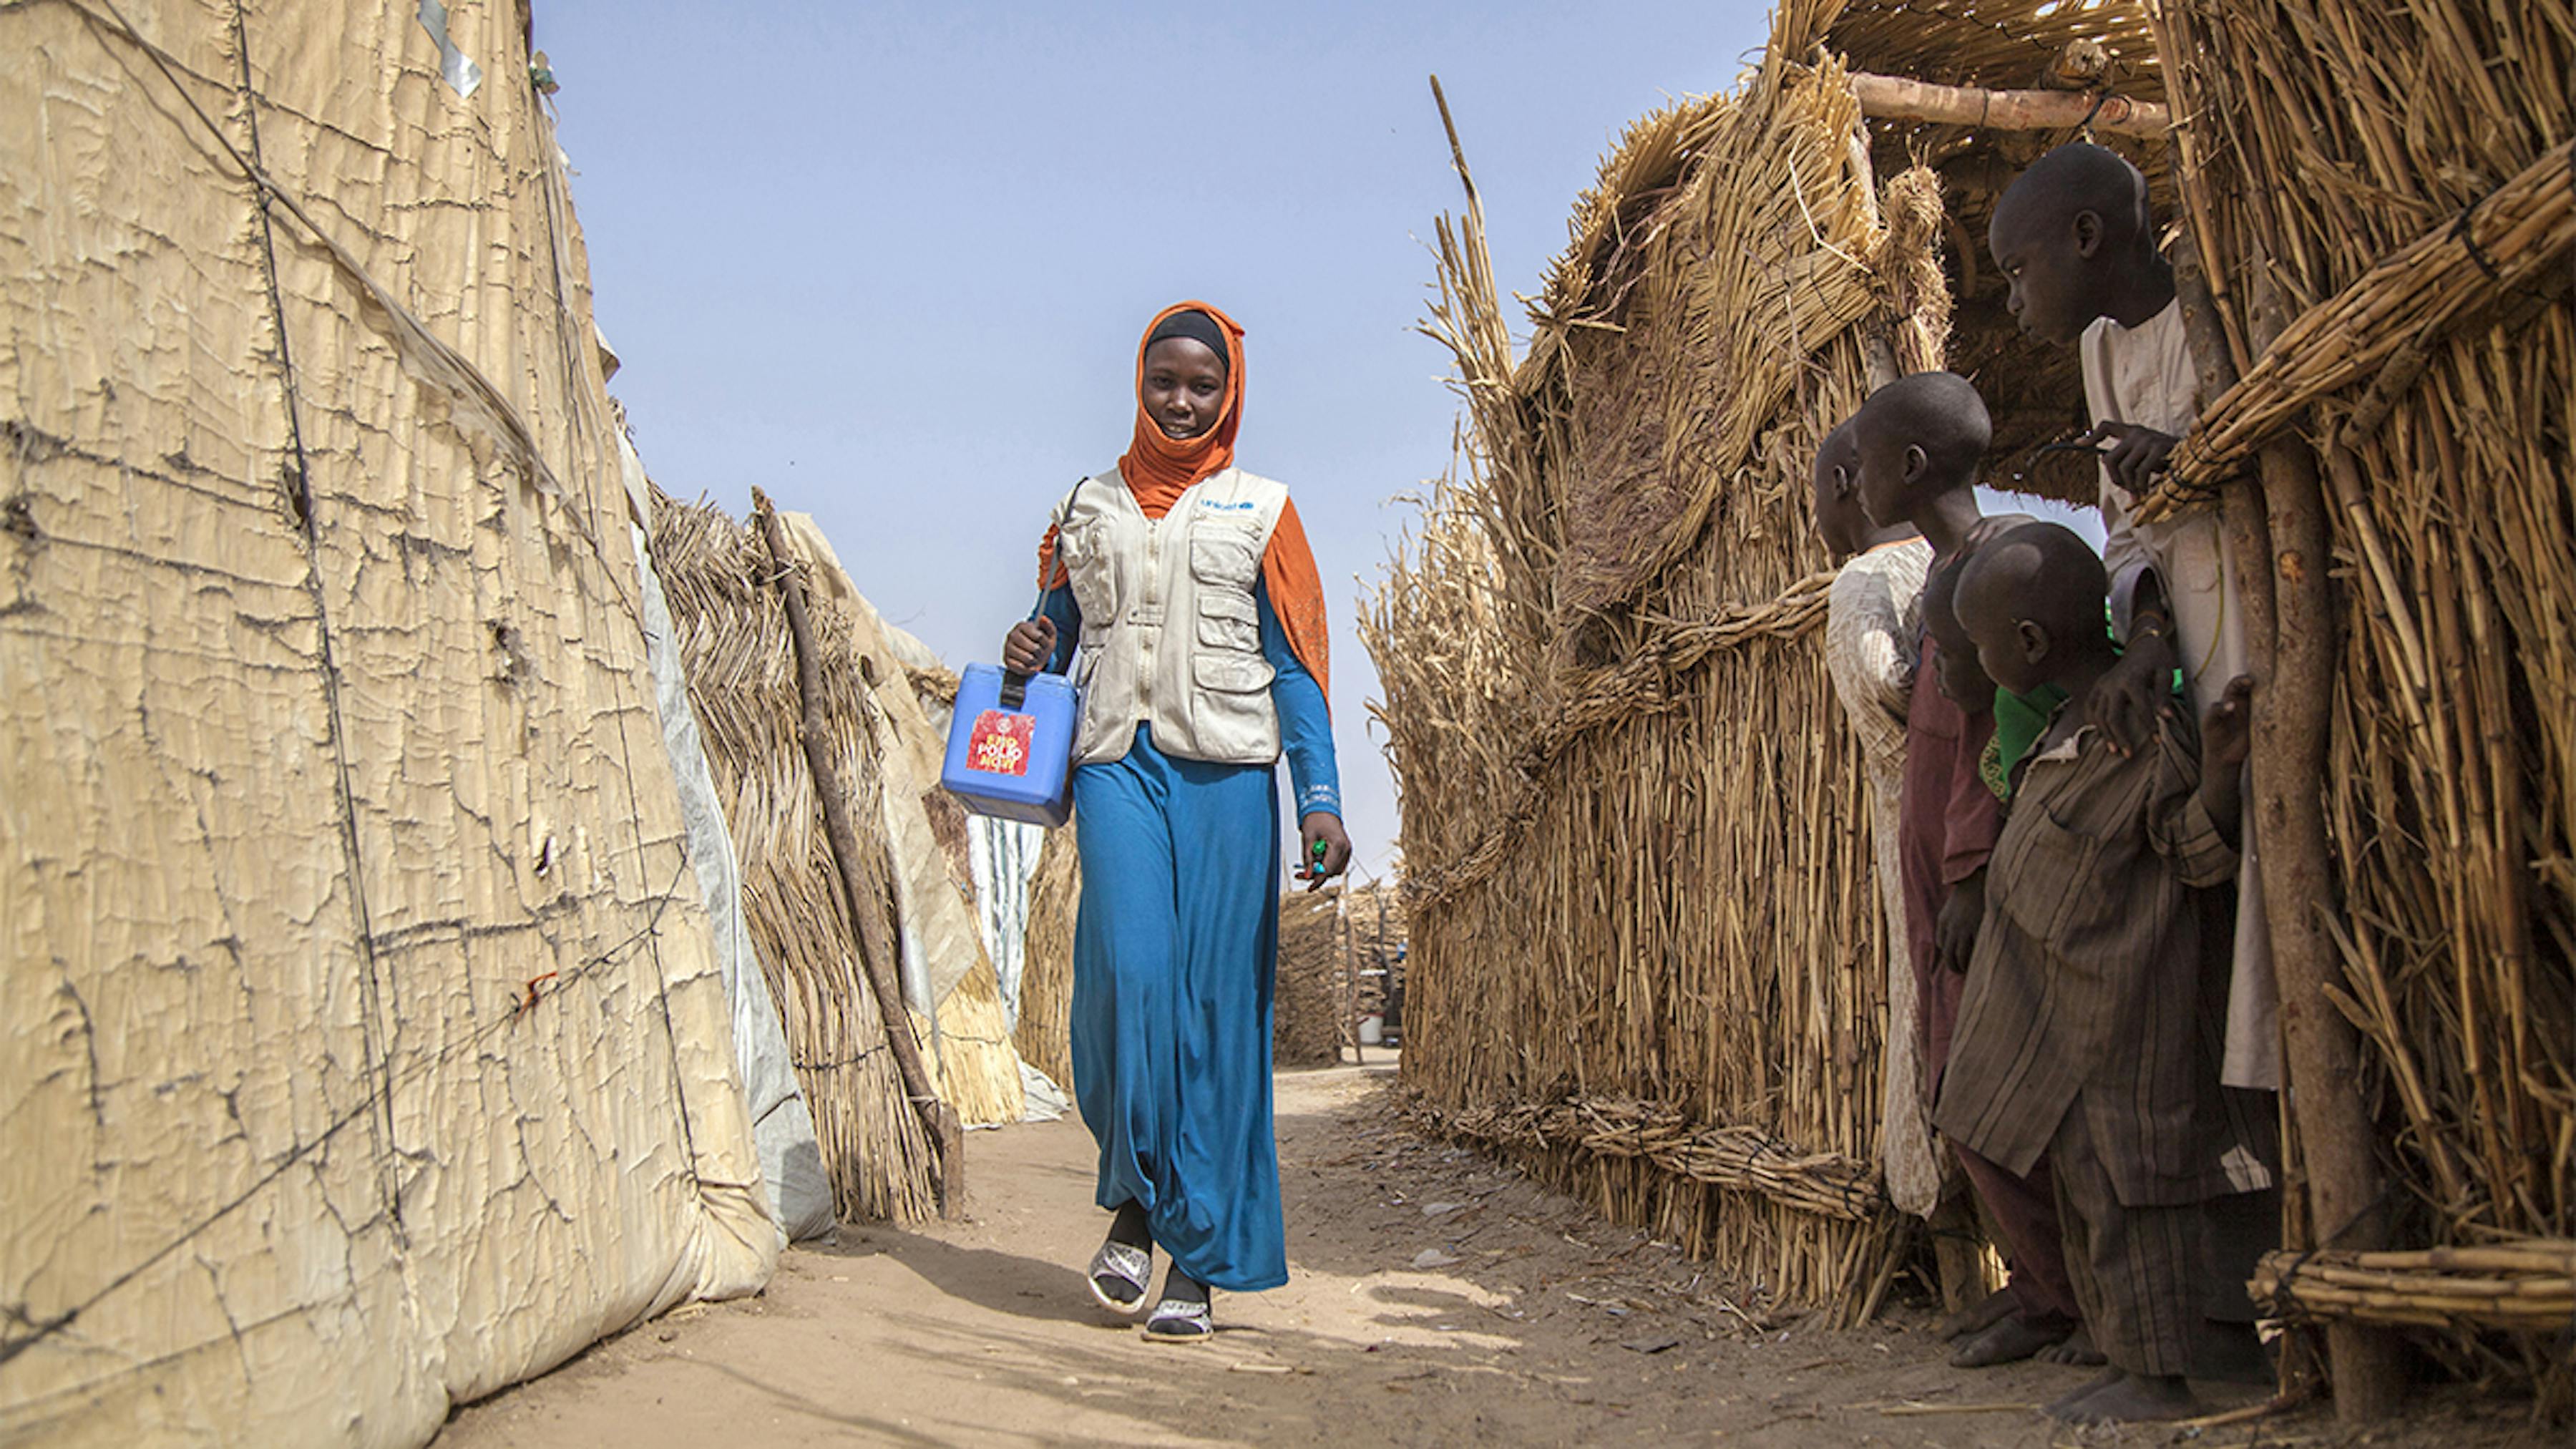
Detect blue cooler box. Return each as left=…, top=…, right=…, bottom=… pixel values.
left=940, top=663, right=1079, bottom=826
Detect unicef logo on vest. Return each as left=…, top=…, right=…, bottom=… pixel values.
left=1199, top=498, right=1258, bottom=511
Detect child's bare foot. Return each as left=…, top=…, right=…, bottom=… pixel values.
left=1936, top=1286, right=2017, bottom=1341
left=2043, top=1367, right=2126, bottom=1419
left=2190, top=1321, right=2273, bottom=1384
left=1949, top=1312, right=2076, bottom=1367
left=2051, top=1370, right=2201, bottom=1424
left=2035, top=1325, right=2106, bottom=1366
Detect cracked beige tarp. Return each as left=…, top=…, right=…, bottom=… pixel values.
left=1, top=4, right=777, bottom=1446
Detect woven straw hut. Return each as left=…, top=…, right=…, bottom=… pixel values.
left=1372, top=0, right=2571, bottom=1399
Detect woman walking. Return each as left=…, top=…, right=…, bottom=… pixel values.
left=1000, top=301, right=1350, bottom=1339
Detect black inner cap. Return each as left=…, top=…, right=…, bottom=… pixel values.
left=1144, top=310, right=1229, bottom=371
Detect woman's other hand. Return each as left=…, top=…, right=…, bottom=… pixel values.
left=1297, top=812, right=1351, bottom=891
left=1002, top=616, right=1056, bottom=675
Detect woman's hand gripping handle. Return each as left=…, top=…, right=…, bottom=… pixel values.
left=1002, top=616, right=1057, bottom=677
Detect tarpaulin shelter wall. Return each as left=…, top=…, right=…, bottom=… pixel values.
left=1370, top=0, right=1974, bottom=1322
left=1, top=1, right=785, bottom=1443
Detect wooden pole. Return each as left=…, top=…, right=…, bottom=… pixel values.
left=1850, top=72, right=2170, bottom=139
left=2157, top=20, right=2405, bottom=1372
left=752, top=487, right=965, bottom=1218
left=1374, top=886, right=1388, bottom=1049
left=2235, top=265, right=2404, bottom=1422
left=1343, top=887, right=1362, bottom=1065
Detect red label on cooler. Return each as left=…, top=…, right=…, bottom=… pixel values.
left=966, top=710, right=1034, bottom=776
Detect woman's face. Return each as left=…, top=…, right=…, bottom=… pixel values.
left=1141, top=337, right=1228, bottom=440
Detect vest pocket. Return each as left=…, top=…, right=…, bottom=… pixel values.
left=1060, top=518, right=1116, bottom=618
left=1196, top=590, right=1260, bottom=653
left=1189, top=527, right=1262, bottom=587
left=1194, top=651, right=1274, bottom=693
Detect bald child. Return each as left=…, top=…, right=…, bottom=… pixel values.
left=1992, top=143, right=2283, bottom=1383
left=1935, top=522, right=2253, bottom=1425
left=1852, top=374, right=2085, bottom=1368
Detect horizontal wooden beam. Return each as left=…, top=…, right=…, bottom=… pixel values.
left=1851, top=71, right=2170, bottom=138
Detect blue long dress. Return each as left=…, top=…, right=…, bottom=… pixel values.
left=1038, top=579, right=1340, bottom=1292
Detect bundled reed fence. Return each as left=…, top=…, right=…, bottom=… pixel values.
left=1015, top=828, right=1080, bottom=1092
left=1276, top=887, right=1347, bottom=1068
left=2137, top=0, right=2573, bottom=1408
left=649, top=490, right=1028, bottom=1221
left=2252, top=1240, right=2575, bottom=1336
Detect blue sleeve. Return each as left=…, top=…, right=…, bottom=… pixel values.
left=1038, top=585, right=1080, bottom=674
left=1257, top=581, right=1340, bottom=821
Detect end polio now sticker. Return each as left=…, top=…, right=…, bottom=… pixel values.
left=966, top=710, right=1035, bottom=776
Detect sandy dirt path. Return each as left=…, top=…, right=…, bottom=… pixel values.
left=439, top=1065, right=2541, bottom=1448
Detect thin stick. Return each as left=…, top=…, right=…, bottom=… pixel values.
left=753, top=487, right=964, bottom=1217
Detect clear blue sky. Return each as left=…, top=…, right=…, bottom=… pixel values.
left=540, top=0, right=1779, bottom=875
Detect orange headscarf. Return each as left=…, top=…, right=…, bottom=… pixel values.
left=1037, top=301, right=1331, bottom=703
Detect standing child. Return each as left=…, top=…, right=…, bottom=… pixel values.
left=1936, top=522, right=2253, bottom=1423
left=1810, top=419, right=1941, bottom=1219
left=1852, top=374, right=2086, bottom=1369
left=1990, top=145, right=2279, bottom=1377
left=1986, top=142, right=2275, bottom=1093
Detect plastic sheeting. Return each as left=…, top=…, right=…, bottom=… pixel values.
left=2, top=4, right=777, bottom=1444
left=622, top=439, right=834, bottom=1242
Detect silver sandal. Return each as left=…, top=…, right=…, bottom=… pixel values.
left=1087, top=1239, right=1152, bottom=1313
left=1143, top=1296, right=1214, bottom=1340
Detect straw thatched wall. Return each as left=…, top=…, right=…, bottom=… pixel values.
left=648, top=491, right=1030, bottom=1221
left=649, top=494, right=942, bottom=1221
left=1277, top=887, right=1348, bottom=1068
left=2139, top=0, right=2572, bottom=1400
left=1379, top=0, right=2570, bottom=1389
left=1015, top=827, right=1079, bottom=1091
left=1375, top=1, right=1990, bottom=1322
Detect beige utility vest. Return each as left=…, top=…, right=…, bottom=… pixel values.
left=1054, top=467, right=1289, bottom=767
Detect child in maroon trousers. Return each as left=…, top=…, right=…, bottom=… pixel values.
left=1853, top=374, right=2088, bottom=1369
